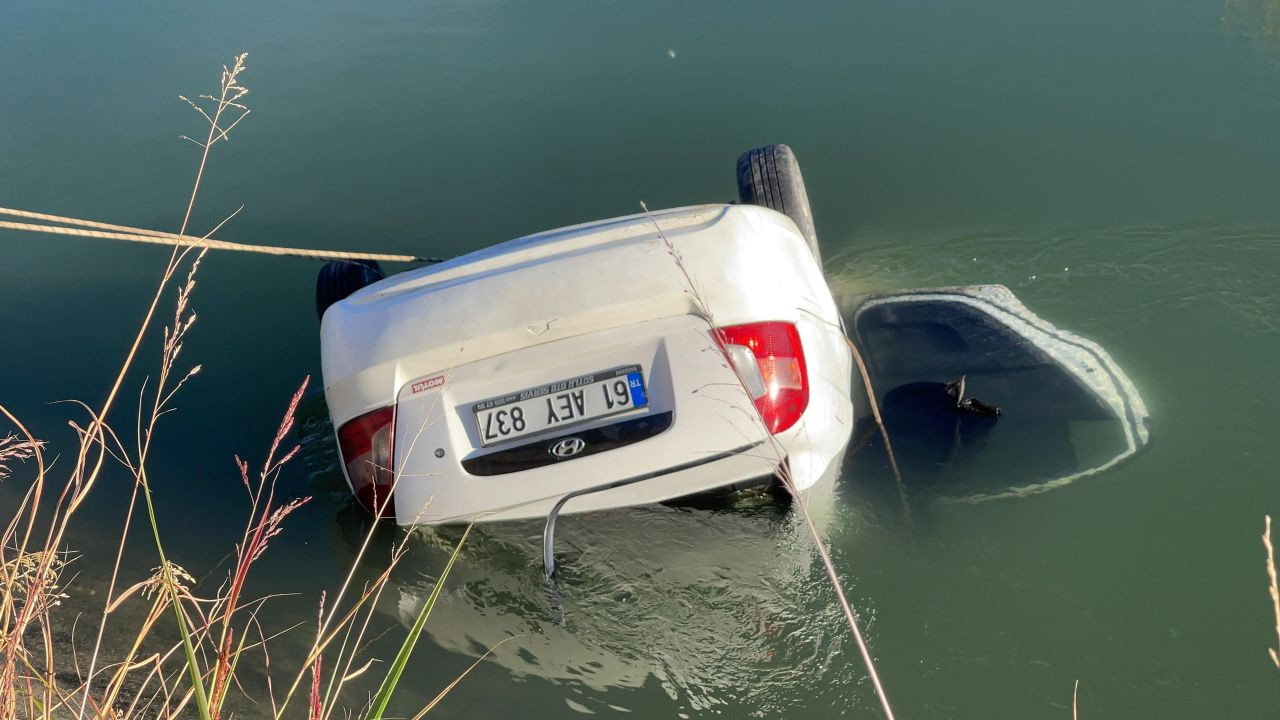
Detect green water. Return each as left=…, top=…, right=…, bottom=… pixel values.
left=4, top=0, right=1280, bottom=716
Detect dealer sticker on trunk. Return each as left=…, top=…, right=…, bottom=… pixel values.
left=472, top=365, right=648, bottom=447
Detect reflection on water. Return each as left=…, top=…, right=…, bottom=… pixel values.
left=301, top=388, right=867, bottom=710
left=326, top=478, right=870, bottom=715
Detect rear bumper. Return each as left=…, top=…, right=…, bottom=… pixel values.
left=420, top=442, right=777, bottom=525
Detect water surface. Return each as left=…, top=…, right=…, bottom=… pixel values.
left=3, top=0, right=1280, bottom=716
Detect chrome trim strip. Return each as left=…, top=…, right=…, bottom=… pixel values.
left=542, top=440, right=767, bottom=577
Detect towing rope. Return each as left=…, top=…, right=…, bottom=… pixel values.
left=631, top=202, right=898, bottom=720
left=0, top=207, right=444, bottom=264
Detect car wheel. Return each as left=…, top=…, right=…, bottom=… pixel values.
left=316, top=260, right=385, bottom=320
left=736, top=144, right=821, bottom=265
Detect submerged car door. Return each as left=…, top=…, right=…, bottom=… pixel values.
left=840, top=284, right=1150, bottom=504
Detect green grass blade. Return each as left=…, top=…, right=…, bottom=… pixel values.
left=363, top=524, right=472, bottom=720
left=140, top=475, right=213, bottom=720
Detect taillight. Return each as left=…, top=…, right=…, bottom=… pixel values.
left=715, top=321, right=809, bottom=434
left=337, top=406, right=396, bottom=519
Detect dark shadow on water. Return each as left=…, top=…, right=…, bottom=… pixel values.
left=838, top=285, right=1152, bottom=530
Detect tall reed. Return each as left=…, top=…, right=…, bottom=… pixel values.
left=0, top=53, right=471, bottom=720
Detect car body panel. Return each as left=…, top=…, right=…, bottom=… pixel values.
left=321, top=204, right=854, bottom=524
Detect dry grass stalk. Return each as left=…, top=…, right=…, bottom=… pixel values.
left=0, top=435, right=43, bottom=480
left=0, top=52, right=477, bottom=720
left=1263, top=515, right=1280, bottom=668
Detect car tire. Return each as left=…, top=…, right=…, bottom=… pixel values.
left=736, top=144, right=821, bottom=265
left=316, top=260, right=385, bottom=320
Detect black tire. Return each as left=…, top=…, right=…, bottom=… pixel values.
left=736, top=144, right=821, bottom=264
left=316, top=260, right=385, bottom=320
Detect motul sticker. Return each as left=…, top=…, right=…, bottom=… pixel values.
left=411, top=375, right=445, bottom=394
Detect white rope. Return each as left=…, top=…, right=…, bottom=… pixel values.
left=639, top=202, right=898, bottom=720
left=0, top=207, right=441, bottom=264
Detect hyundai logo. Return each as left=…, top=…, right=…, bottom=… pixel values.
left=548, top=436, right=587, bottom=459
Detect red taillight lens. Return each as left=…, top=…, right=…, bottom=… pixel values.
left=715, top=321, right=809, bottom=435
left=337, top=406, right=396, bottom=519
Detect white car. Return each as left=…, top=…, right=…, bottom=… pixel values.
left=316, top=145, right=855, bottom=526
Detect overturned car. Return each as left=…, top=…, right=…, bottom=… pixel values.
left=315, top=146, right=1149, bottom=527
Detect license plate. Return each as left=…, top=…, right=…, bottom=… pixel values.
left=473, top=365, right=648, bottom=447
